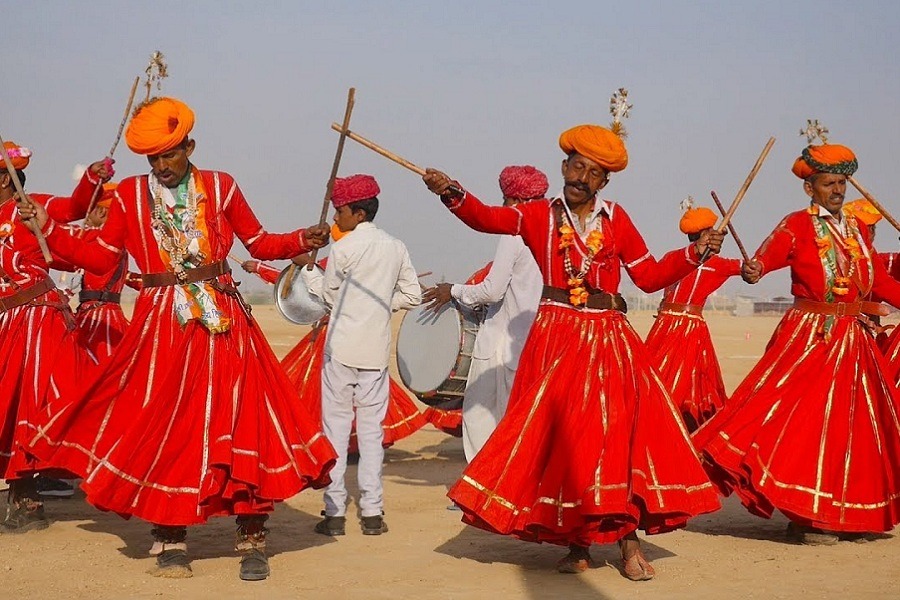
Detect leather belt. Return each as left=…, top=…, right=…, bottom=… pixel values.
left=792, top=298, right=889, bottom=317
left=78, top=290, right=122, bottom=304
left=659, top=301, right=704, bottom=316
left=141, top=260, right=231, bottom=288
left=0, top=277, right=55, bottom=312
left=541, top=285, right=627, bottom=313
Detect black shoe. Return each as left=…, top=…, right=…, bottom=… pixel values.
left=150, top=549, right=193, bottom=578
left=35, top=477, right=75, bottom=499
left=361, top=514, right=388, bottom=536
left=239, top=548, right=270, bottom=581
left=2, top=501, right=49, bottom=533
left=314, top=512, right=346, bottom=536
left=786, top=522, right=838, bottom=546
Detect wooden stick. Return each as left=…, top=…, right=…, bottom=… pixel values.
left=0, top=134, right=52, bottom=263
left=711, top=190, right=750, bottom=262
left=331, top=123, right=426, bottom=175
left=332, top=123, right=464, bottom=196
left=308, top=88, right=356, bottom=270
left=700, top=136, right=775, bottom=261
left=416, top=271, right=433, bottom=278
left=81, top=76, right=141, bottom=234
left=848, top=176, right=900, bottom=234
left=281, top=88, right=356, bottom=298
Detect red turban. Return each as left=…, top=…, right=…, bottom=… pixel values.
left=679, top=207, right=718, bottom=234
left=125, top=97, right=195, bottom=156
left=791, top=144, right=857, bottom=179
left=97, top=182, right=118, bottom=208
left=842, top=198, right=881, bottom=226
left=498, top=165, right=549, bottom=200
left=331, top=174, right=380, bottom=208
left=1, top=141, right=31, bottom=171
left=559, top=124, right=628, bottom=173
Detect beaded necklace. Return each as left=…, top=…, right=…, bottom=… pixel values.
left=149, top=172, right=204, bottom=283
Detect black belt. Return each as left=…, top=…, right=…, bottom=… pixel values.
left=78, top=290, right=122, bottom=304
left=541, top=285, right=627, bottom=313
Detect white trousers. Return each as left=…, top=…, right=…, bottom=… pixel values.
left=321, top=355, right=389, bottom=518
left=462, top=352, right=516, bottom=462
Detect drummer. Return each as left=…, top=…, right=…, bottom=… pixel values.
left=315, top=174, right=422, bottom=537
left=423, top=166, right=546, bottom=461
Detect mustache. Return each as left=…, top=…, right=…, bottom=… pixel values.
left=564, top=180, right=591, bottom=193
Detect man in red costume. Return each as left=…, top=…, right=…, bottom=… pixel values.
left=16, top=97, right=336, bottom=581
left=423, top=122, right=724, bottom=581
left=65, top=183, right=132, bottom=370
left=644, top=201, right=741, bottom=431
left=694, top=136, right=900, bottom=545
left=0, top=141, right=110, bottom=531
left=423, top=166, right=545, bottom=461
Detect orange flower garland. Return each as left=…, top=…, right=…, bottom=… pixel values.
left=559, top=221, right=605, bottom=306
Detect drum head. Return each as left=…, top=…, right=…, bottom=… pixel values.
left=274, top=265, right=327, bottom=325
left=397, top=305, right=462, bottom=395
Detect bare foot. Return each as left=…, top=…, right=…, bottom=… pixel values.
left=619, top=535, right=655, bottom=581
left=556, top=543, right=591, bottom=574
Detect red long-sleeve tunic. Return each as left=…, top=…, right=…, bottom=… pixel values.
left=444, top=191, right=720, bottom=546
left=28, top=169, right=336, bottom=525
left=0, top=170, right=97, bottom=478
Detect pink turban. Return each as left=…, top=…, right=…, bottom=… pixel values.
left=498, top=165, right=549, bottom=200
left=331, top=174, right=380, bottom=208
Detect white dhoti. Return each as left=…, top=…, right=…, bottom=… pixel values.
left=321, top=354, right=389, bottom=518
left=462, top=350, right=516, bottom=462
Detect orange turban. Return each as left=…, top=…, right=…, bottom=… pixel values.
left=97, top=182, right=118, bottom=208
left=559, top=124, right=628, bottom=173
left=125, top=97, right=195, bottom=156
left=1, top=141, right=31, bottom=171
left=791, top=144, right=857, bottom=179
left=679, top=206, right=718, bottom=234
left=842, top=198, right=881, bottom=226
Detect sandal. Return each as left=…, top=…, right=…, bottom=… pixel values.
left=556, top=544, right=591, bottom=574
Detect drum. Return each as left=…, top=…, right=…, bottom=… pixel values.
left=274, top=265, right=327, bottom=325
left=396, top=304, right=481, bottom=409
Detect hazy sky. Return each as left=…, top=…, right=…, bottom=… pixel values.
left=7, top=1, right=900, bottom=295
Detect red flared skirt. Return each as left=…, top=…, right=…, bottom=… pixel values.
left=644, top=312, right=728, bottom=431
left=0, top=301, right=79, bottom=479
left=74, top=302, right=129, bottom=372
left=29, top=284, right=337, bottom=525
left=422, top=406, right=463, bottom=437
left=695, top=308, right=900, bottom=532
left=281, top=320, right=426, bottom=452
left=879, top=323, right=900, bottom=385
left=448, top=302, right=721, bottom=546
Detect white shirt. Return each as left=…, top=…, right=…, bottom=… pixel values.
left=323, top=222, right=422, bottom=369
left=814, top=203, right=848, bottom=237
left=555, top=189, right=611, bottom=239
left=451, top=235, right=542, bottom=365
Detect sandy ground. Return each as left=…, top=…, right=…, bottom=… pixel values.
left=3, top=306, right=899, bottom=599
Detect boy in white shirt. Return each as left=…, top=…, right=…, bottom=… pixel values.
left=315, top=174, right=421, bottom=536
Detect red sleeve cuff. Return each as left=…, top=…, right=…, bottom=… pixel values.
left=42, top=218, right=58, bottom=236
left=442, top=191, right=466, bottom=211
left=85, top=168, right=101, bottom=186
